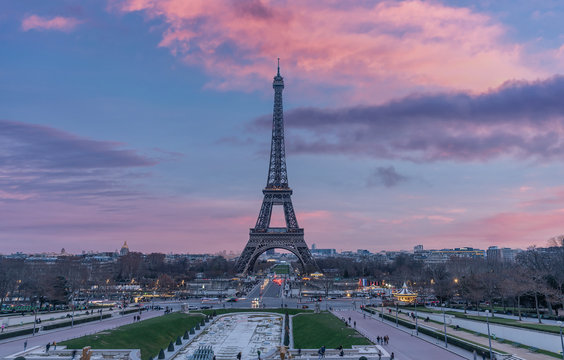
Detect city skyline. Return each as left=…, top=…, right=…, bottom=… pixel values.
left=2, top=1, right=564, bottom=254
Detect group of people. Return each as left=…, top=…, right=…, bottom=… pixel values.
left=133, top=315, right=142, bottom=322
left=45, top=341, right=57, bottom=352
left=376, top=335, right=389, bottom=345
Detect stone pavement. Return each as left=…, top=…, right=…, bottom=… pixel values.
left=389, top=309, right=555, bottom=360
left=332, top=309, right=466, bottom=360
left=0, top=309, right=165, bottom=359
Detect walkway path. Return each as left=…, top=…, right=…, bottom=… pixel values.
left=332, top=309, right=466, bottom=360
left=388, top=308, right=555, bottom=360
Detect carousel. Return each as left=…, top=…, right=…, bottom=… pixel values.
left=393, top=282, right=417, bottom=304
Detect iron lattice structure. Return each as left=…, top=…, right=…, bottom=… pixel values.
left=236, top=62, right=319, bottom=275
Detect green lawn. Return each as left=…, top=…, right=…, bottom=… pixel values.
left=61, top=312, right=204, bottom=360
left=272, top=264, right=290, bottom=274
left=199, top=308, right=312, bottom=316
left=292, top=312, right=372, bottom=349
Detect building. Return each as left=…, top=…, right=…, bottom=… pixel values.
left=415, top=247, right=485, bottom=264
left=120, top=241, right=130, bottom=256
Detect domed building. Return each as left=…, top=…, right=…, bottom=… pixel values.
left=120, top=241, right=130, bottom=256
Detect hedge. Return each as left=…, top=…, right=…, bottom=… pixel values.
left=42, top=314, right=111, bottom=330
left=0, top=327, right=38, bottom=340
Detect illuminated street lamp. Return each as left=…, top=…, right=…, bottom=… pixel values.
left=485, top=310, right=493, bottom=359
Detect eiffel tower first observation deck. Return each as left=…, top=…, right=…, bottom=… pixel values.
left=235, top=60, right=318, bottom=275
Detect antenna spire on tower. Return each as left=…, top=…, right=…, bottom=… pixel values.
left=277, top=58, right=280, bottom=76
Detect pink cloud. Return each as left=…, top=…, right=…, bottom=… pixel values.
left=114, top=0, right=545, bottom=101
left=21, top=15, right=82, bottom=32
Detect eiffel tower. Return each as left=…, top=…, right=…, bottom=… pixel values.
left=235, top=60, right=318, bottom=275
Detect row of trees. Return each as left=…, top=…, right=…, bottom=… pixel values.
left=0, top=253, right=234, bottom=309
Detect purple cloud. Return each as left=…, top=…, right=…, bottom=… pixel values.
left=257, top=75, right=564, bottom=162
left=0, top=120, right=157, bottom=200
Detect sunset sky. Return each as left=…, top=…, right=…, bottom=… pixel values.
left=2, top=0, right=564, bottom=254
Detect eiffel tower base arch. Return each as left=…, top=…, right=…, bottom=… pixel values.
left=236, top=231, right=318, bottom=275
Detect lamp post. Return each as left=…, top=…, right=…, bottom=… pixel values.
left=414, top=296, right=418, bottom=336
left=485, top=310, right=493, bottom=359
left=32, top=309, right=37, bottom=336
left=442, top=304, right=448, bottom=348
left=557, top=321, right=563, bottom=360
left=395, top=303, right=399, bottom=327
left=381, top=297, right=384, bottom=322
left=71, top=294, right=75, bottom=328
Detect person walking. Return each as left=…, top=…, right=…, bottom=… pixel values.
left=353, top=320, right=356, bottom=328
left=46, top=343, right=51, bottom=353
left=53, top=341, right=57, bottom=350
left=257, top=349, right=261, bottom=360
left=390, top=352, right=394, bottom=359
left=24, top=340, right=28, bottom=350
left=237, top=352, right=242, bottom=360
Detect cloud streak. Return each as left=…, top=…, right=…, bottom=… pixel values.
left=0, top=120, right=156, bottom=201
left=21, top=15, right=82, bottom=32
left=270, top=76, right=564, bottom=162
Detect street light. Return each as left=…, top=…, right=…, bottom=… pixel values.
left=381, top=296, right=384, bottom=322
left=395, top=303, right=399, bottom=327
left=557, top=321, right=563, bottom=360
left=442, top=304, right=448, bottom=348
left=414, top=296, right=418, bottom=336
left=485, top=310, right=493, bottom=359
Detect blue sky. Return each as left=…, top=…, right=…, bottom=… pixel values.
left=1, top=0, right=564, bottom=254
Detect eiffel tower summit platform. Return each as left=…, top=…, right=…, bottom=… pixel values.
left=235, top=60, right=319, bottom=275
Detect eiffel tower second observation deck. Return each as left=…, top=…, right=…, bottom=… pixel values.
left=235, top=60, right=318, bottom=275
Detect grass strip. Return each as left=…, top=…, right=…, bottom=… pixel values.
left=292, top=312, right=372, bottom=349
left=61, top=312, right=203, bottom=360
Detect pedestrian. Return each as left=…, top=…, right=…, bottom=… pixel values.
left=363, top=313, right=366, bottom=319
left=53, top=341, right=57, bottom=350
left=237, top=352, right=242, bottom=360
left=353, top=320, right=356, bottom=328
left=321, top=345, right=325, bottom=358
left=24, top=340, right=28, bottom=350
left=378, top=350, right=382, bottom=360
left=348, top=317, right=351, bottom=323
left=46, top=343, right=51, bottom=353
left=72, top=350, right=77, bottom=359
left=390, top=352, right=394, bottom=360
left=1, top=324, right=4, bottom=332
left=257, top=349, right=261, bottom=360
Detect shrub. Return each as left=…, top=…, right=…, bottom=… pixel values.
left=14, top=357, right=26, bottom=360
left=176, top=336, right=182, bottom=345
left=195, top=323, right=200, bottom=330
left=167, top=341, right=174, bottom=352
left=359, top=357, right=368, bottom=360
left=183, top=331, right=189, bottom=340
left=158, top=349, right=165, bottom=359
left=190, top=327, right=195, bottom=334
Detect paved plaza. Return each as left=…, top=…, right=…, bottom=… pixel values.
left=177, top=313, right=283, bottom=359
